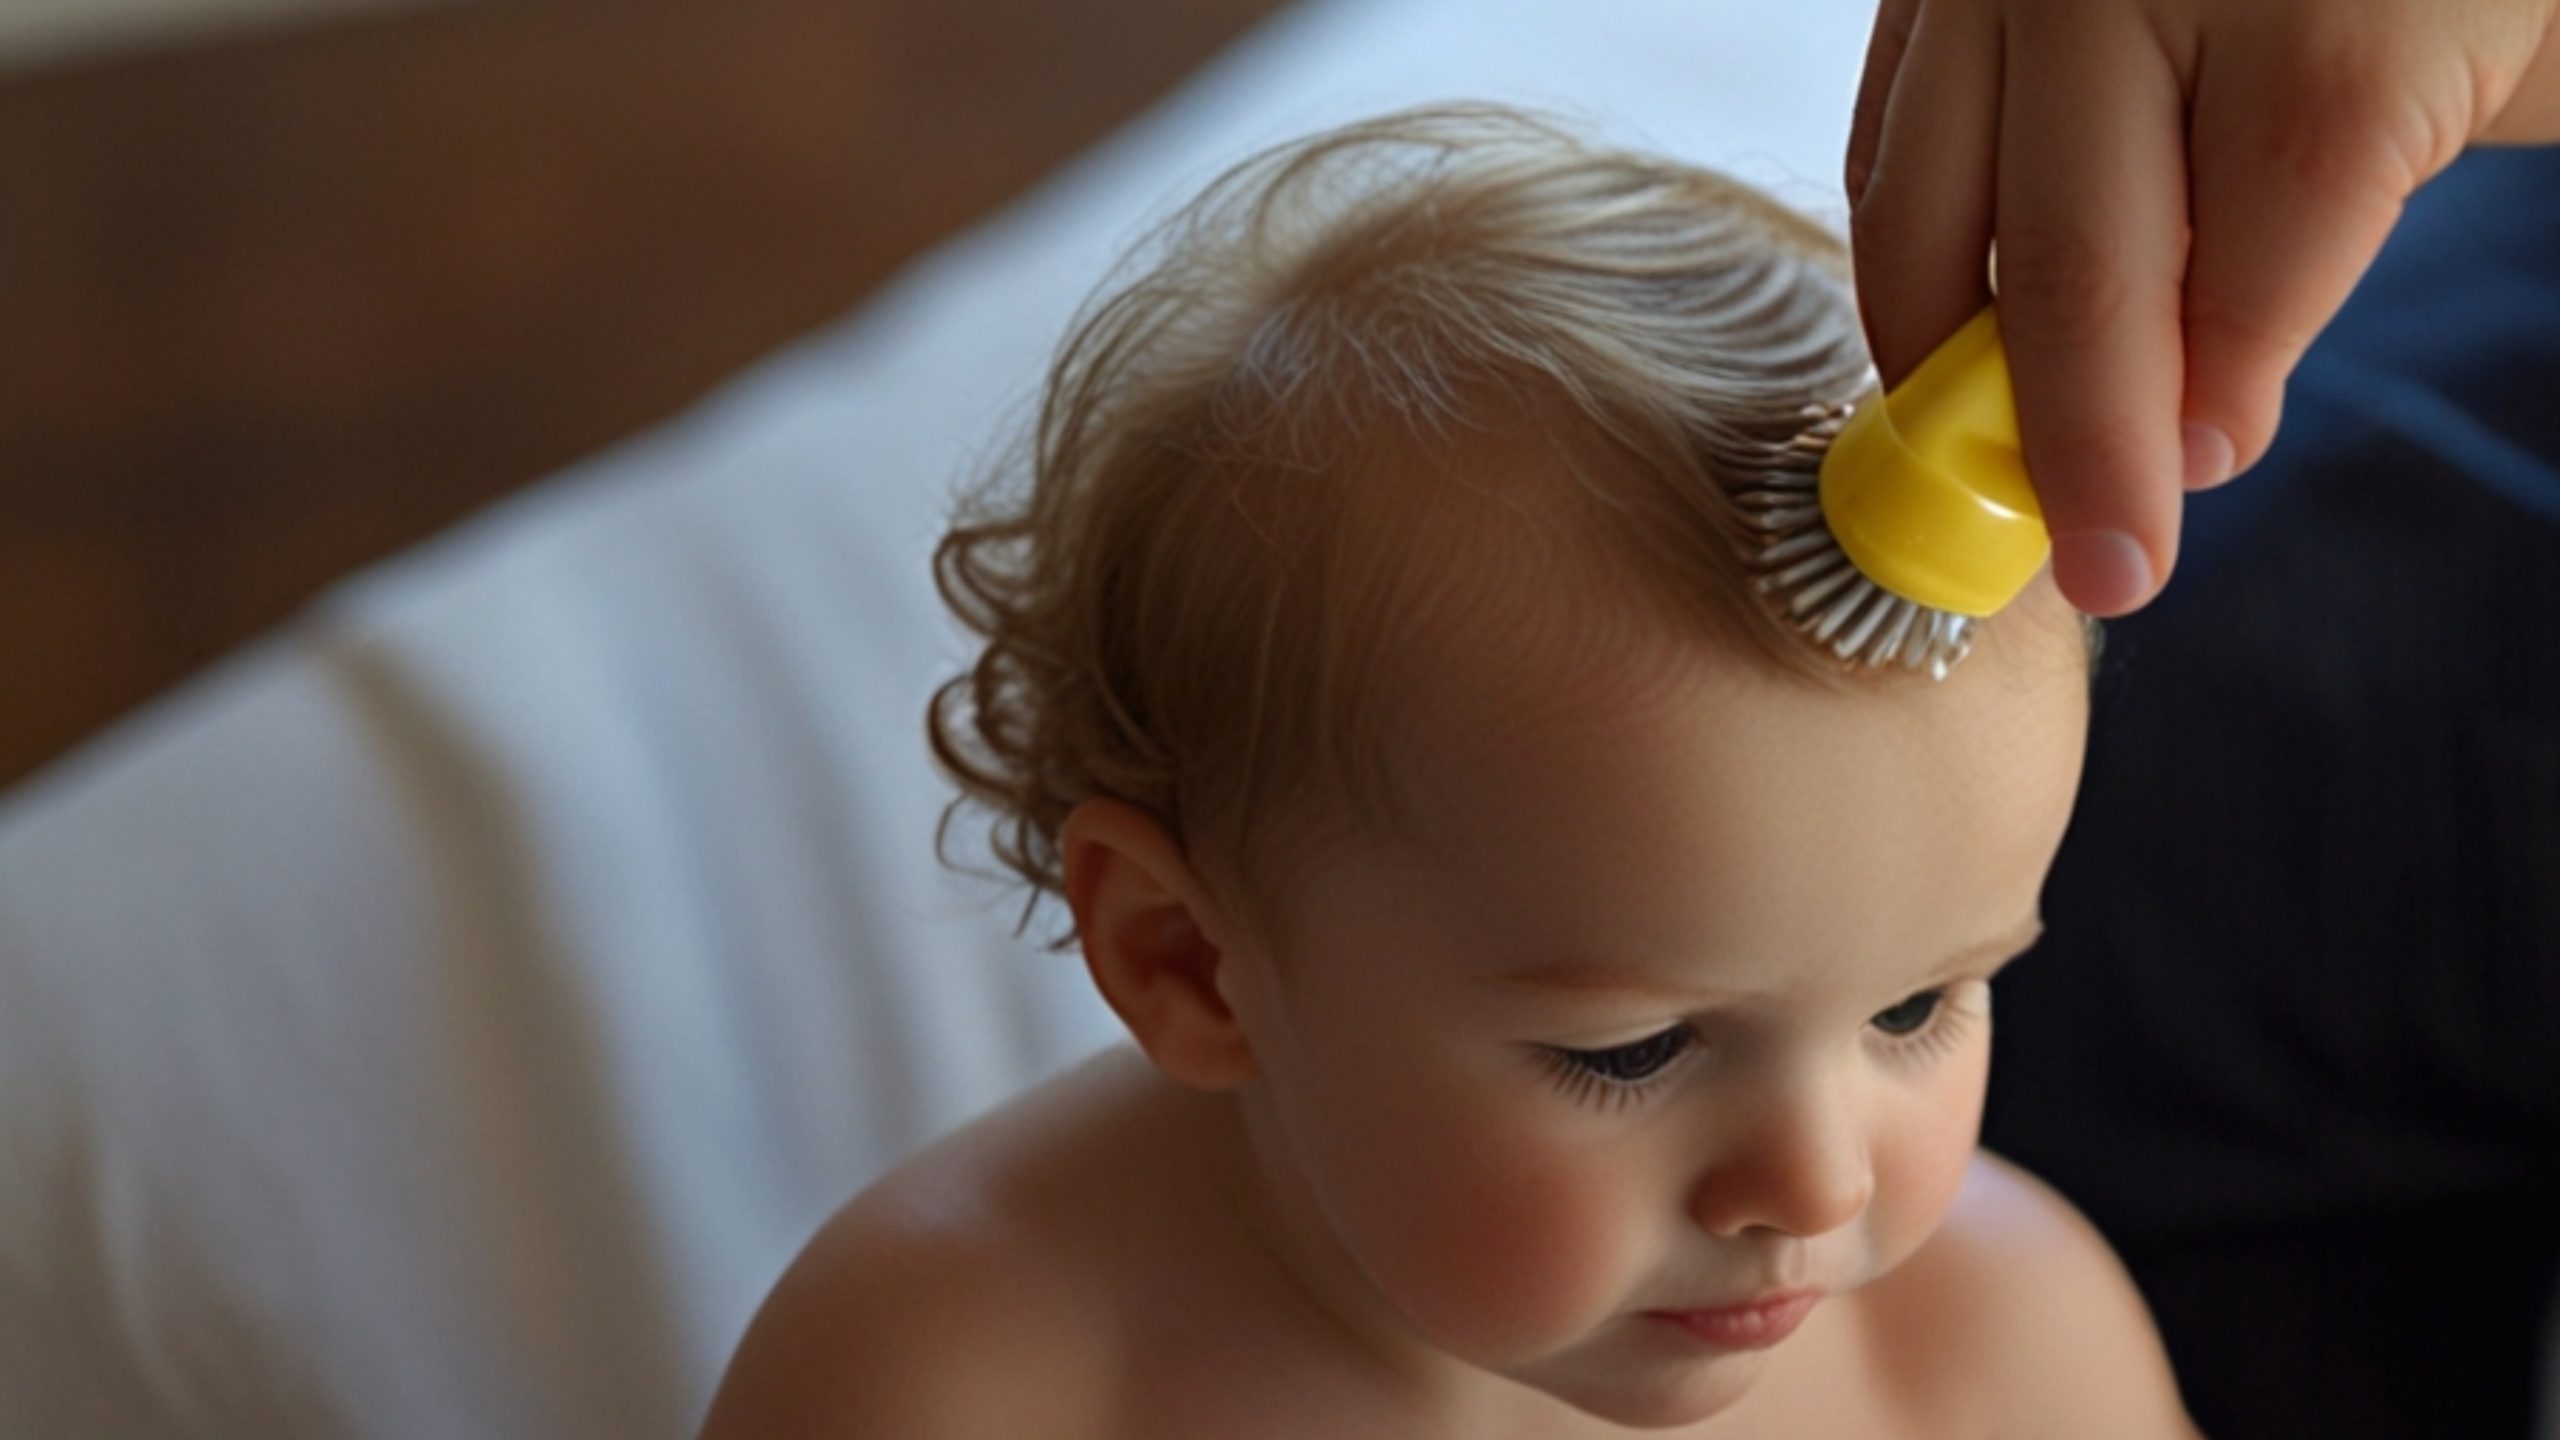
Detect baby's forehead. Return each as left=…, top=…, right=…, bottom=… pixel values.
left=1366, top=580, right=2084, bottom=871
left=1295, top=642, right=2082, bottom=1003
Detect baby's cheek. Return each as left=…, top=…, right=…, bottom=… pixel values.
left=1325, top=1102, right=1640, bottom=1359
left=1864, top=1062, right=1988, bottom=1273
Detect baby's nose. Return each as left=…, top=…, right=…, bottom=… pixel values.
left=1687, top=1085, right=1875, bottom=1241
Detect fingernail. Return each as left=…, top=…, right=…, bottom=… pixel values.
left=2181, top=421, right=2236, bottom=491
left=2051, top=529, right=2156, bottom=617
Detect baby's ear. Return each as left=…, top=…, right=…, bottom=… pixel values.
left=1059, top=798, right=1256, bottom=1090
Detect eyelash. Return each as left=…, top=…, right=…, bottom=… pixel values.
left=1535, top=985, right=1982, bottom=1112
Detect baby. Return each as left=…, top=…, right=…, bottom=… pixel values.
left=703, top=105, right=2200, bottom=1438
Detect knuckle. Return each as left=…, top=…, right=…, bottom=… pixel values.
left=2182, top=290, right=2313, bottom=371
left=1995, top=226, right=2136, bottom=335
left=2253, top=32, right=2457, bottom=194
left=2040, top=417, right=2153, bottom=492
left=2262, top=85, right=2415, bottom=197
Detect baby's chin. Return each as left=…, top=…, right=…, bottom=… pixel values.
left=1494, top=1315, right=1785, bottom=1432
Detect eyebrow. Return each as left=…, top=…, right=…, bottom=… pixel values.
left=1488, top=914, right=2047, bottom=1003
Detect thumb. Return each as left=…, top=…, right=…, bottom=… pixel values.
left=2177, top=71, right=2424, bottom=496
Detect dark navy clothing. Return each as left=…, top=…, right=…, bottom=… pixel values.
left=1981, top=144, right=2560, bottom=1440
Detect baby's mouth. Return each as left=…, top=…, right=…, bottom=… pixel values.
left=1638, top=1289, right=1825, bottom=1351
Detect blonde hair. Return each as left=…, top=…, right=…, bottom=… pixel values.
left=929, top=104, right=1953, bottom=938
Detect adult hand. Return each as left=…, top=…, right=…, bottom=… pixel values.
left=1845, top=0, right=2560, bottom=616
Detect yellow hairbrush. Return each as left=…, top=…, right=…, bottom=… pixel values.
left=1746, top=304, right=2049, bottom=680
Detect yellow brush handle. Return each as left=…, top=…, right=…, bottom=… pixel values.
left=1817, top=305, right=2049, bottom=618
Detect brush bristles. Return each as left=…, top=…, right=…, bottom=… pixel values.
left=1740, top=398, right=1978, bottom=682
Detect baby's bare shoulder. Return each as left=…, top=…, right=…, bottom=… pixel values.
left=1872, top=1150, right=2203, bottom=1439
left=697, top=1163, right=1118, bottom=1440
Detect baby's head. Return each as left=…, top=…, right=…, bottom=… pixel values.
left=931, top=105, right=2092, bottom=1426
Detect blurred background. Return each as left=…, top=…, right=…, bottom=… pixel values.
left=0, top=0, right=1286, bottom=791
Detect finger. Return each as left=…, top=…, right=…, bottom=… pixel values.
left=2179, top=52, right=2417, bottom=488
left=1848, top=0, right=2001, bottom=388
left=2476, top=5, right=2560, bottom=144
left=1993, top=6, right=2191, bottom=616
left=1845, top=0, right=1923, bottom=210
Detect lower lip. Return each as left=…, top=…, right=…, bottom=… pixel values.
left=1644, top=1293, right=1821, bottom=1351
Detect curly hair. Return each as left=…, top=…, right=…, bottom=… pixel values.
left=927, top=104, right=1925, bottom=941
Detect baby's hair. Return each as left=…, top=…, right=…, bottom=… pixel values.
left=928, top=103, right=2054, bottom=940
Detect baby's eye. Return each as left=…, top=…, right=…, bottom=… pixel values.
left=1555, top=1026, right=1693, bottom=1084
left=1870, top=989, right=1944, bottom=1037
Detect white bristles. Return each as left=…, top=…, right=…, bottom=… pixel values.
left=1744, top=396, right=1978, bottom=681
left=1757, top=527, right=1836, bottom=565
left=1788, top=559, right=1860, bottom=614
left=1827, top=588, right=1895, bottom=653
left=1872, top=597, right=1920, bottom=659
